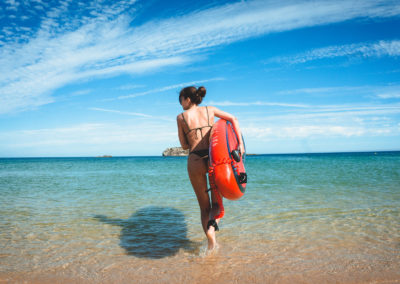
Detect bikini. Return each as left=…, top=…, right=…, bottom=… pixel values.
left=181, top=106, right=212, bottom=159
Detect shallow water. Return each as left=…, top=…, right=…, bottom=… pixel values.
left=1, top=153, right=399, bottom=283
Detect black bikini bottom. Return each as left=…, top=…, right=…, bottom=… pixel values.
left=190, top=149, right=209, bottom=159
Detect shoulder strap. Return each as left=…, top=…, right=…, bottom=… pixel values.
left=181, top=113, right=190, bottom=130
left=206, top=106, right=211, bottom=126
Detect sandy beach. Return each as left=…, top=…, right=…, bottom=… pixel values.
left=1, top=243, right=399, bottom=284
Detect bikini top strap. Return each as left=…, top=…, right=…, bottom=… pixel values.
left=181, top=113, right=190, bottom=131
left=206, top=106, right=211, bottom=127
left=182, top=108, right=212, bottom=138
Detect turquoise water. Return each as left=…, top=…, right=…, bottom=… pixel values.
left=1, top=152, right=399, bottom=282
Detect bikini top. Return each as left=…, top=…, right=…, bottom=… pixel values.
left=181, top=106, right=212, bottom=139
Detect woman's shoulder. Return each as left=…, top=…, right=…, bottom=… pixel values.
left=204, top=105, right=217, bottom=113
left=176, top=112, right=184, bottom=121
left=201, top=105, right=213, bottom=111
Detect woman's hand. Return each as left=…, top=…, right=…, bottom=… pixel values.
left=212, top=106, right=245, bottom=156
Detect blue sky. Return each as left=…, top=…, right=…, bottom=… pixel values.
left=1, top=0, right=400, bottom=157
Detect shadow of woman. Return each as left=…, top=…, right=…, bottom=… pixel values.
left=94, top=206, right=200, bottom=259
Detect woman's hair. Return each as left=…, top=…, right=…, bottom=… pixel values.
left=179, top=86, right=206, bottom=105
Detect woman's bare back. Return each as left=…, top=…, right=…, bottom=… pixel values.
left=180, top=106, right=214, bottom=152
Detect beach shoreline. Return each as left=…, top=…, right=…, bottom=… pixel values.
left=1, top=249, right=399, bottom=284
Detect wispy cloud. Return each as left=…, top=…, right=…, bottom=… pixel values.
left=89, top=107, right=174, bottom=121
left=277, top=85, right=400, bottom=101
left=251, top=106, right=400, bottom=123
left=1, top=0, right=400, bottom=114
left=237, top=101, right=400, bottom=117
left=243, top=124, right=398, bottom=140
left=244, top=125, right=366, bottom=139
left=239, top=102, right=400, bottom=141
left=2, top=101, right=399, bottom=155
left=208, top=100, right=309, bottom=108
left=203, top=90, right=400, bottom=140
left=210, top=85, right=400, bottom=110
left=240, top=103, right=400, bottom=141
left=89, top=107, right=153, bottom=118
left=5, top=0, right=19, bottom=11
left=116, top=78, right=224, bottom=100
left=378, top=92, right=400, bottom=99
left=0, top=122, right=178, bottom=156
left=117, top=84, right=145, bottom=91
left=278, top=86, right=363, bottom=95
left=70, top=89, right=92, bottom=96
left=269, top=39, right=400, bottom=64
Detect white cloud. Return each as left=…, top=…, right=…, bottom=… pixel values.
left=277, top=85, right=400, bottom=101
left=2, top=100, right=399, bottom=156
left=117, top=84, right=145, bottom=91
left=238, top=103, right=400, bottom=122
left=70, top=89, right=92, bottom=96
left=282, top=125, right=365, bottom=138
left=116, top=78, right=224, bottom=100
left=378, top=92, right=400, bottom=99
left=208, top=100, right=309, bottom=108
left=243, top=123, right=398, bottom=141
left=89, top=107, right=153, bottom=118
left=209, top=84, right=400, bottom=113
left=1, top=0, right=400, bottom=114
left=235, top=100, right=400, bottom=140
left=278, top=86, right=363, bottom=95
left=270, top=39, right=400, bottom=64
left=0, top=122, right=178, bottom=156
left=89, top=107, right=174, bottom=121
left=5, top=0, right=19, bottom=11
left=245, top=125, right=366, bottom=139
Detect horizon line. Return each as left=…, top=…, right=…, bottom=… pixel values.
left=1, top=149, right=399, bottom=159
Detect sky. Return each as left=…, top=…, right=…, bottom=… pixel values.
left=0, top=0, right=400, bottom=157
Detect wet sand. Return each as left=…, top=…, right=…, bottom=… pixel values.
left=2, top=241, right=399, bottom=284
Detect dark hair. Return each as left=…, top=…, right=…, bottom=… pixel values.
left=179, top=86, right=206, bottom=105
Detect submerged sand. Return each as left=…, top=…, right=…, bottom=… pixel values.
left=2, top=240, right=399, bottom=284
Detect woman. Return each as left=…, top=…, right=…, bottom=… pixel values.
left=177, top=86, right=244, bottom=250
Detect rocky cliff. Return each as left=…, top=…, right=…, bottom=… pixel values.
left=162, top=147, right=189, bottom=156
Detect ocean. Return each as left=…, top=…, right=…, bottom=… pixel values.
left=0, top=152, right=399, bottom=283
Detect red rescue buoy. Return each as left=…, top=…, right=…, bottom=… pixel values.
left=208, top=119, right=247, bottom=219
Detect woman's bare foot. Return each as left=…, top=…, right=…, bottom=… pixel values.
left=206, top=226, right=217, bottom=250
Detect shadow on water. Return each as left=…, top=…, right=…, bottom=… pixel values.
left=94, top=206, right=200, bottom=259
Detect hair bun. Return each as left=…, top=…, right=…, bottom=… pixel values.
left=179, top=85, right=206, bottom=105
left=197, top=86, right=206, bottom=98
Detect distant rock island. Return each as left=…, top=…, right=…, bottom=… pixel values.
left=162, top=147, right=189, bottom=156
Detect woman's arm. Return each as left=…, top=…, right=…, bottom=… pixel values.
left=210, top=106, right=245, bottom=154
left=177, top=114, right=190, bottom=150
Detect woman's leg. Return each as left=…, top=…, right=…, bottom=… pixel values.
left=210, top=190, right=222, bottom=223
left=187, top=154, right=217, bottom=249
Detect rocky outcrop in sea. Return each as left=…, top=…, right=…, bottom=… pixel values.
left=162, top=147, right=189, bottom=156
